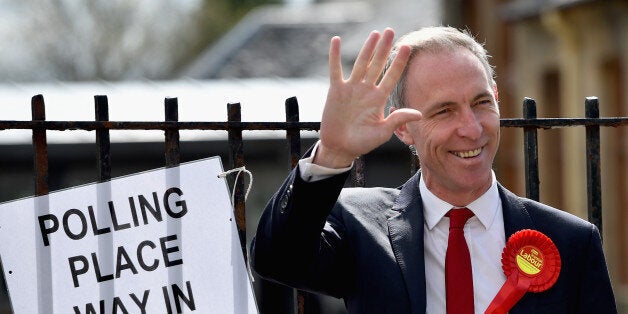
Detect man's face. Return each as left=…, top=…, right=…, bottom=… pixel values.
left=395, top=48, right=500, bottom=204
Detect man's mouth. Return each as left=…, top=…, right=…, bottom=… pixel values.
left=451, top=147, right=482, bottom=158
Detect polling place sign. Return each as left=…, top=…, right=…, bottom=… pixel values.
left=0, top=157, right=258, bottom=313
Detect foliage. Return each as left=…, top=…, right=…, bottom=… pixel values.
left=0, top=0, right=278, bottom=82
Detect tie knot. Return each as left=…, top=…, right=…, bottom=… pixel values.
left=447, top=208, right=474, bottom=229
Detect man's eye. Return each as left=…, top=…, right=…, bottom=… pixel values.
left=435, top=108, right=451, bottom=115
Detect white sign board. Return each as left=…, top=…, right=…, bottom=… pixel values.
left=0, top=157, right=258, bottom=313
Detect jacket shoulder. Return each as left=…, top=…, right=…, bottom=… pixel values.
left=500, top=184, right=597, bottom=246
left=335, top=187, right=401, bottom=219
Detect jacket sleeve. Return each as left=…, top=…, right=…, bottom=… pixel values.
left=578, top=224, right=617, bottom=312
left=250, top=165, right=353, bottom=298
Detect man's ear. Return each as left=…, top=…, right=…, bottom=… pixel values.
left=493, top=84, right=499, bottom=103
left=390, top=107, right=415, bottom=146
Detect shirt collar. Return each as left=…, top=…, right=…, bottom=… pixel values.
left=420, top=171, right=500, bottom=230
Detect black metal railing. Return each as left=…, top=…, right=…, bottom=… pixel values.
left=1, top=94, right=627, bottom=314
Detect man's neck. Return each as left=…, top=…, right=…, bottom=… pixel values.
left=421, top=171, right=494, bottom=207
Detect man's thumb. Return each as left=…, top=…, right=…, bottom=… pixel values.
left=386, top=108, right=422, bottom=129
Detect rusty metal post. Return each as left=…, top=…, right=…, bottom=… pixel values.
left=585, top=97, right=603, bottom=237
left=32, top=95, right=49, bottom=195
left=285, top=97, right=317, bottom=314
left=94, top=95, right=116, bottom=307
left=165, top=97, right=181, bottom=167
left=227, top=103, right=247, bottom=258
left=286, top=97, right=302, bottom=167
left=523, top=97, right=540, bottom=201
left=163, top=97, right=184, bottom=294
left=95, top=95, right=111, bottom=181
left=31, top=94, right=52, bottom=314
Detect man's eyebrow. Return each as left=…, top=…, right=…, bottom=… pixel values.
left=426, top=101, right=455, bottom=113
left=425, top=92, right=493, bottom=113
left=473, top=92, right=493, bottom=101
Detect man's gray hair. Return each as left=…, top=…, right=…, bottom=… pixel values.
left=386, top=26, right=495, bottom=110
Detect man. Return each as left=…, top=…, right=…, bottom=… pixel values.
left=250, top=26, right=616, bottom=313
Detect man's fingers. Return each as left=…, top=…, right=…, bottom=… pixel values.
left=363, top=28, right=395, bottom=84
left=379, top=45, right=411, bottom=93
left=329, top=36, right=343, bottom=83
left=349, top=31, right=381, bottom=83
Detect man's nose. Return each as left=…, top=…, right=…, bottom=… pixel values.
left=455, top=108, right=482, bottom=140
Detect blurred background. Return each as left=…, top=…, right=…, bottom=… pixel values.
left=0, top=0, right=626, bottom=312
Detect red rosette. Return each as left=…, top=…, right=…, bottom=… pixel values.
left=485, top=229, right=561, bottom=314
left=501, top=229, right=561, bottom=291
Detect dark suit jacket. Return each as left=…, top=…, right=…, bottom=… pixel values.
left=251, top=167, right=617, bottom=313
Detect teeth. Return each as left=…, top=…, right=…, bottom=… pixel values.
left=454, top=148, right=482, bottom=158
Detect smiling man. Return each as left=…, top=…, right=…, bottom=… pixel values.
left=251, top=27, right=616, bottom=313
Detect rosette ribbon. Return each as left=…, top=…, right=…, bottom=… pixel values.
left=485, top=229, right=561, bottom=314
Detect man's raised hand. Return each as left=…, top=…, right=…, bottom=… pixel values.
left=314, top=28, right=422, bottom=168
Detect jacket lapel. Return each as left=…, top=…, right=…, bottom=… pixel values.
left=498, top=183, right=537, bottom=313
left=387, top=174, right=426, bottom=314
left=499, top=183, right=535, bottom=237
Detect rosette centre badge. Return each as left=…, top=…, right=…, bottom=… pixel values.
left=516, top=245, right=543, bottom=276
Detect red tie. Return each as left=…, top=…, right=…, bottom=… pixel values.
left=446, top=208, right=475, bottom=314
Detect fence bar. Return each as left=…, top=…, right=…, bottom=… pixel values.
left=585, top=97, right=603, bottom=236
left=500, top=117, right=628, bottom=128
left=284, top=97, right=311, bottom=314
left=94, top=95, right=116, bottom=311
left=227, top=103, right=247, bottom=258
left=523, top=98, right=540, bottom=201
left=286, top=97, right=302, bottom=167
left=31, top=94, right=53, bottom=314
left=165, top=98, right=181, bottom=167
left=95, top=95, right=111, bottom=181
left=0, top=121, right=321, bottom=131
left=31, top=95, right=49, bottom=196
left=3, top=118, right=628, bottom=131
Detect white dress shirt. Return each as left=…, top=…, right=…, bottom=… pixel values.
left=420, top=172, right=506, bottom=313
left=299, top=142, right=507, bottom=313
